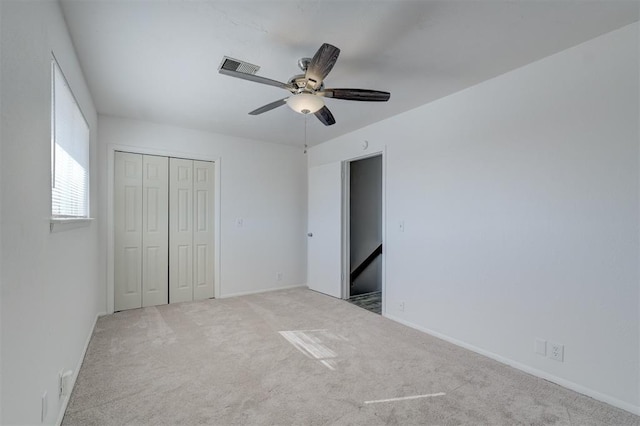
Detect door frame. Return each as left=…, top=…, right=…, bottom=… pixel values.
left=340, top=149, right=386, bottom=315
left=106, top=143, right=222, bottom=314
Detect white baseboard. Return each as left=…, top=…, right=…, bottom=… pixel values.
left=383, top=313, right=640, bottom=416
left=220, top=284, right=306, bottom=299
left=56, top=311, right=106, bottom=426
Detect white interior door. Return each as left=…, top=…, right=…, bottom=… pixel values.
left=192, top=160, right=215, bottom=300
left=114, top=152, right=143, bottom=311
left=307, top=161, right=343, bottom=298
left=142, top=155, right=169, bottom=307
left=169, top=158, right=194, bottom=303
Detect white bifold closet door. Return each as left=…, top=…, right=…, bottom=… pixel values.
left=142, top=155, right=169, bottom=307
left=114, top=152, right=143, bottom=311
left=169, top=158, right=215, bottom=303
left=115, top=153, right=214, bottom=311
left=114, top=152, right=169, bottom=311
left=192, top=160, right=215, bottom=300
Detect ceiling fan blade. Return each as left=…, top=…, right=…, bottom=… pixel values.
left=320, top=88, right=390, bottom=102
left=314, top=105, right=336, bottom=126
left=248, top=98, right=289, bottom=115
left=219, top=69, right=295, bottom=92
left=305, top=43, right=340, bottom=90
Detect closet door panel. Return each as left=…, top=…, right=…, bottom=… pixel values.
left=169, top=158, right=194, bottom=303
left=193, top=161, right=215, bottom=300
left=142, top=155, right=169, bottom=307
left=114, top=152, right=143, bottom=311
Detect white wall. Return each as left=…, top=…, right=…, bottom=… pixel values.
left=309, top=23, right=640, bottom=413
left=98, top=115, right=307, bottom=303
left=0, top=0, right=102, bottom=424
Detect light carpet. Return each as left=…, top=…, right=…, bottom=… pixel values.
left=63, top=288, right=639, bottom=425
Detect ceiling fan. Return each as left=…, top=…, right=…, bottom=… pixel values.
left=218, top=43, right=390, bottom=126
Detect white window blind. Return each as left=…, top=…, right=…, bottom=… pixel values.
left=52, top=59, right=90, bottom=218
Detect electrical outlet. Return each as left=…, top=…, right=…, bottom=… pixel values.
left=59, top=370, right=73, bottom=397
left=276, top=272, right=283, bottom=281
left=549, top=343, right=564, bottom=362
left=398, top=301, right=405, bottom=312
left=534, top=338, right=547, bottom=356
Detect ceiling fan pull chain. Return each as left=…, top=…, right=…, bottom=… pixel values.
left=304, top=114, right=308, bottom=153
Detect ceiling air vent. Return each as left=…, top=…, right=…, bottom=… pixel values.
left=218, top=56, right=260, bottom=75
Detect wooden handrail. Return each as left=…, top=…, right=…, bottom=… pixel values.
left=350, top=243, right=382, bottom=284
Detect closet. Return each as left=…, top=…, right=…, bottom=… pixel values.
left=114, top=152, right=215, bottom=311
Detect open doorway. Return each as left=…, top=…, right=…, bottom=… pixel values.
left=346, top=154, right=383, bottom=314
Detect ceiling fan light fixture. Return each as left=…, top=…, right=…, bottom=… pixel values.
left=286, top=93, right=324, bottom=115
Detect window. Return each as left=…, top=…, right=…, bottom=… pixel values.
left=51, top=58, right=90, bottom=219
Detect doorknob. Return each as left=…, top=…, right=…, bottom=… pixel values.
left=307, top=232, right=313, bottom=237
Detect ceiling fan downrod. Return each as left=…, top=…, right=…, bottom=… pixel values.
left=297, top=57, right=311, bottom=72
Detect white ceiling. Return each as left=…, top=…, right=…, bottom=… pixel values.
left=60, top=0, right=639, bottom=147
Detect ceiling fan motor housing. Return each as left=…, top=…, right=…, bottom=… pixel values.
left=288, top=74, right=324, bottom=93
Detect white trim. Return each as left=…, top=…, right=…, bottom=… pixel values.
left=383, top=313, right=640, bottom=416
left=50, top=217, right=94, bottom=233
left=381, top=146, right=387, bottom=316
left=220, top=284, right=306, bottom=299
left=213, top=160, right=221, bottom=300
left=55, top=312, right=106, bottom=426
left=341, top=161, right=350, bottom=300
left=106, top=143, right=222, bottom=313
left=339, top=148, right=386, bottom=314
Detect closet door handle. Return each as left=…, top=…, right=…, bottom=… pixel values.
left=307, top=233, right=313, bottom=237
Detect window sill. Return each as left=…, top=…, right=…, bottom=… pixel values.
left=50, top=217, right=94, bottom=233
